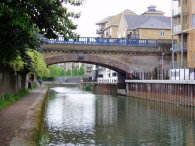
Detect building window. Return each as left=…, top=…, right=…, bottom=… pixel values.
left=112, top=72, right=117, bottom=77
left=192, top=14, right=195, bottom=27
left=98, top=74, right=103, bottom=78
left=160, top=30, right=165, bottom=37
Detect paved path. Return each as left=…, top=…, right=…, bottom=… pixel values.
left=0, top=87, right=46, bottom=146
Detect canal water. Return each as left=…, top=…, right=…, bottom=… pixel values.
left=40, top=86, right=195, bottom=146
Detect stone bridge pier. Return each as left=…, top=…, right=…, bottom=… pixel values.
left=117, top=71, right=127, bottom=89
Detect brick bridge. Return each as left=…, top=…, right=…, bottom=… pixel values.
left=41, top=37, right=172, bottom=83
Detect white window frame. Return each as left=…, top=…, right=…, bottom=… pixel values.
left=160, top=30, right=165, bottom=37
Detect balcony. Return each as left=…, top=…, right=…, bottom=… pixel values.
left=172, top=7, right=181, bottom=17
left=127, top=34, right=139, bottom=39
left=96, top=29, right=104, bottom=34
left=182, top=5, right=188, bottom=14
left=173, top=25, right=181, bottom=34
left=182, top=23, right=189, bottom=30
left=172, top=42, right=187, bottom=52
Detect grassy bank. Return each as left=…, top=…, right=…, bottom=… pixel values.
left=0, top=89, right=29, bottom=110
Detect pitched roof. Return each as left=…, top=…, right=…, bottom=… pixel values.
left=96, top=9, right=137, bottom=25
left=95, top=16, right=112, bottom=25
left=139, top=18, right=170, bottom=29
left=121, top=9, right=137, bottom=15
left=124, top=15, right=171, bottom=30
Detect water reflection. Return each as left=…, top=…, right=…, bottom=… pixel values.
left=41, top=87, right=195, bottom=146
left=96, top=95, right=117, bottom=127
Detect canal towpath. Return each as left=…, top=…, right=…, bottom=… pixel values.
left=0, top=87, right=48, bottom=146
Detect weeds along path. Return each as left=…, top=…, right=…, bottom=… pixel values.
left=0, top=87, right=45, bottom=146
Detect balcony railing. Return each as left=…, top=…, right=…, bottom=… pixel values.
left=172, top=42, right=187, bottom=52
left=172, top=7, right=181, bottom=17
left=44, top=37, right=159, bottom=47
left=127, top=34, right=139, bottom=39
left=173, top=25, right=181, bottom=34
left=182, top=23, right=189, bottom=30
left=182, top=5, right=188, bottom=14
left=96, top=29, right=104, bottom=34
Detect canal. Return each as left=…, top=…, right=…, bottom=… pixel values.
left=40, top=86, right=195, bottom=146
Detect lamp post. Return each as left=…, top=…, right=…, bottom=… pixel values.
left=162, top=53, right=165, bottom=80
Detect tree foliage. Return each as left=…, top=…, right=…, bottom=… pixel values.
left=73, top=67, right=78, bottom=76
left=48, top=65, right=66, bottom=77
left=78, top=65, right=85, bottom=76
left=65, top=65, right=85, bottom=76
left=28, top=50, right=49, bottom=77
left=65, top=68, right=72, bottom=76
left=46, top=64, right=86, bottom=77
left=0, top=0, right=84, bottom=65
left=8, top=56, right=25, bottom=72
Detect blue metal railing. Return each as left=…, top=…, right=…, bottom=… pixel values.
left=44, top=37, right=159, bottom=47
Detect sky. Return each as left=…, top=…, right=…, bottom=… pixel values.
left=68, top=0, right=172, bottom=37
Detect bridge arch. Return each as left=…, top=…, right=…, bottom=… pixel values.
left=44, top=53, right=130, bottom=74
left=44, top=53, right=128, bottom=83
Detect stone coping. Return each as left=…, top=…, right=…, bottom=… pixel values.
left=10, top=87, right=48, bottom=146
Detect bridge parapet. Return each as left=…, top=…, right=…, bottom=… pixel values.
left=41, top=43, right=162, bottom=55
left=43, top=37, right=159, bottom=48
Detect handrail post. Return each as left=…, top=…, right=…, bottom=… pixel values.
left=146, top=40, right=148, bottom=47
left=96, top=37, right=100, bottom=44
left=87, top=37, right=89, bottom=44
left=136, top=39, right=139, bottom=46
left=126, top=38, right=129, bottom=45
left=156, top=40, right=158, bottom=47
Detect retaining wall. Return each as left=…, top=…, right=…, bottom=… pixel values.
left=126, top=80, right=195, bottom=107
left=94, top=83, right=117, bottom=95
left=81, top=82, right=117, bottom=95
left=0, top=65, right=26, bottom=96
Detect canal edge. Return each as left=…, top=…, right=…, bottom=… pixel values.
left=10, top=87, right=48, bottom=146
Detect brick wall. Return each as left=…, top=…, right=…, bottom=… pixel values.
left=94, top=83, right=117, bottom=95
left=81, top=82, right=117, bottom=95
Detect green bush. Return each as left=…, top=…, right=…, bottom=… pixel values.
left=84, top=84, right=92, bottom=91
left=0, top=89, right=29, bottom=110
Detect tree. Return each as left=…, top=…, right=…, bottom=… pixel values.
left=48, top=65, right=59, bottom=77
left=28, top=50, right=49, bottom=77
left=47, top=65, right=66, bottom=77
left=60, top=68, right=66, bottom=76
left=78, top=65, right=85, bottom=76
left=73, top=67, right=78, bottom=76
left=0, top=0, right=84, bottom=65
left=65, top=68, right=71, bottom=76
